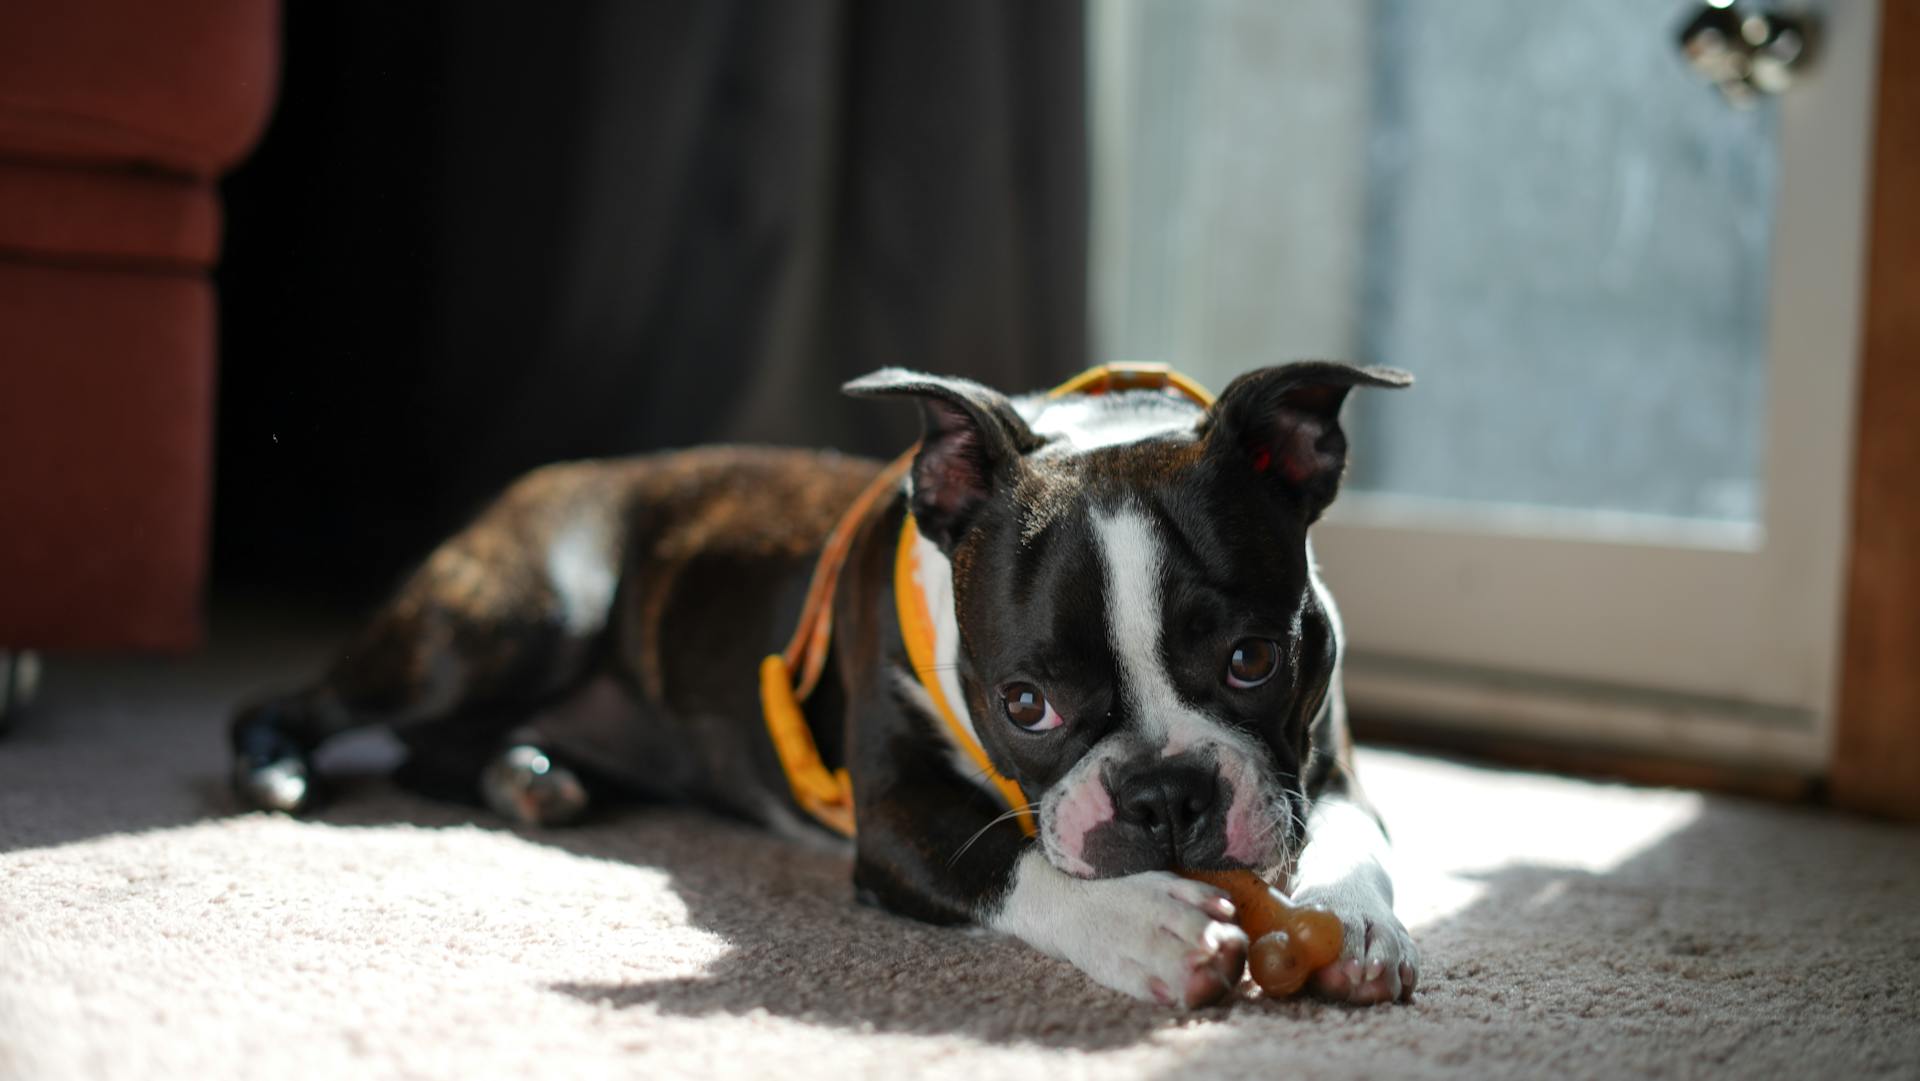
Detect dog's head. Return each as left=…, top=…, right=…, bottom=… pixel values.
left=846, top=363, right=1409, bottom=882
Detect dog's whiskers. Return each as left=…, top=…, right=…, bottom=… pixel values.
left=948, top=802, right=1039, bottom=867
left=1242, top=796, right=1307, bottom=872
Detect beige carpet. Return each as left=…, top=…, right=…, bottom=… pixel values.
left=3, top=619, right=1918, bottom=1081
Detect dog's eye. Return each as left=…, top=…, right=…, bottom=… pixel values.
left=1226, top=639, right=1279, bottom=689
left=1001, top=683, right=1061, bottom=731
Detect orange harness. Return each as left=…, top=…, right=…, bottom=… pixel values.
left=758, top=364, right=1216, bottom=839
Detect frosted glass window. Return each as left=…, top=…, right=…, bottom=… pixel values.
left=1093, top=0, right=1779, bottom=523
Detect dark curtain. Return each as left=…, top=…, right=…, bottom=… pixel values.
left=215, top=1, right=1087, bottom=597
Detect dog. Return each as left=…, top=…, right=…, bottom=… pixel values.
left=230, top=362, right=1420, bottom=1008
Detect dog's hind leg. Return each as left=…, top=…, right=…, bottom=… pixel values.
left=231, top=464, right=628, bottom=814
left=466, top=669, right=670, bottom=828
left=476, top=741, right=596, bottom=828
left=370, top=672, right=646, bottom=828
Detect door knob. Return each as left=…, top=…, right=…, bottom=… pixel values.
left=1677, top=2, right=1816, bottom=105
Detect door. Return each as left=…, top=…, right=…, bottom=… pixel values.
left=1091, top=0, right=1879, bottom=770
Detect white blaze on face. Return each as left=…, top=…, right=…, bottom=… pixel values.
left=1089, top=504, right=1280, bottom=866
left=1091, top=506, right=1209, bottom=750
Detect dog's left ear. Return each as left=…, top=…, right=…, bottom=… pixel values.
left=1201, top=361, right=1412, bottom=522
left=844, top=368, right=1043, bottom=550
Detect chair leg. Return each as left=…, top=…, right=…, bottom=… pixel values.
left=0, top=651, right=40, bottom=736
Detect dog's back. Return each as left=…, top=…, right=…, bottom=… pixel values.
left=231, top=446, right=881, bottom=824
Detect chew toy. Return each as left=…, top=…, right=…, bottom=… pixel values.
left=1179, top=869, right=1343, bottom=997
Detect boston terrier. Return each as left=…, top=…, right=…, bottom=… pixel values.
left=230, top=362, right=1420, bottom=1008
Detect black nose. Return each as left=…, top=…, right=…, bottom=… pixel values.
left=1114, top=761, right=1220, bottom=854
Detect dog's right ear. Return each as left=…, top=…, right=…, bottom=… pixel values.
left=844, top=369, right=1042, bottom=551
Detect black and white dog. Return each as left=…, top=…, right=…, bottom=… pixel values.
left=230, top=362, right=1420, bottom=1008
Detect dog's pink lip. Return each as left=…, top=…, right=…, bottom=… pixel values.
left=1050, top=777, right=1115, bottom=874
left=1221, top=775, right=1266, bottom=865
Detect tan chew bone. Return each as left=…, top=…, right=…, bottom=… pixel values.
left=1179, top=869, right=1343, bottom=997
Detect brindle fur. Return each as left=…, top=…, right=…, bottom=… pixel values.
left=233, top=447, right=884, bottom=824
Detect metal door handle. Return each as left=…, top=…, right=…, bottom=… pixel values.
left=1677, top=2, right=1816, bottom=105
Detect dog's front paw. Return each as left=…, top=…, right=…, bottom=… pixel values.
left=1000, top=864, right=1250, bottom=1009
left=1081, top=872, right=1250, bottom=1008
left=1293, top=885, right=1420, bottom=1005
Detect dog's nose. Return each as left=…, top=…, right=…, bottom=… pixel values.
left=1114, top=761, right=1220, bottom=854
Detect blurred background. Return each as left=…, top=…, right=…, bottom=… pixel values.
left=2, top=0, right=1913, bottom=815
left=212, top=2, right=1089, bottom=593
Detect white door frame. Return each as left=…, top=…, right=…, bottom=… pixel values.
left=1312, top=0, right=1881, bottom=772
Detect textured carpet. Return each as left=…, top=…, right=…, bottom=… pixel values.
left=3, top=622, right=1918, bottom=1081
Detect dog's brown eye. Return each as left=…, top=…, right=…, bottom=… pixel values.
left=1226, top=639, right=1279, bottom=689
left=1001, top=683, right=1061, bottom=731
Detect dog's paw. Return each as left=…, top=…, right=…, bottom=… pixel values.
left=1082, top=872, right=1250, bottom=1008
left=230, top=703, right=321, bottom=815
left=1005, top=867, right=1249, bottom=1008
left=481, top=745, right=589, bottom=827
left=1293, top=885, right=1420, bottom=1005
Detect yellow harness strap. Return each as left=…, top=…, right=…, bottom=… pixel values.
left=758, top=451, right=913, bottom=837
left=893, top=516, right=1037, bottom=836
left=760, top=363, right=1215, bottom=840
left=1046, top=362, right=1215, bottom=408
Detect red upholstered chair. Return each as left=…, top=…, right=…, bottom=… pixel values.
left=0, top=1, right=278, bottom=671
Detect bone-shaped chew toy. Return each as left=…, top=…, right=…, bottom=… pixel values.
left=1180, top=869, right=1343, bottom=997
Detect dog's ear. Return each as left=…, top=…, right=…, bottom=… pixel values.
left=844, top=369, right=1043, bottom=550
left=1201, top=361, right=1412, bottom=522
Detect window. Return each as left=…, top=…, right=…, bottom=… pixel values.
left=1092, top=0, right=1878, bottom=768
